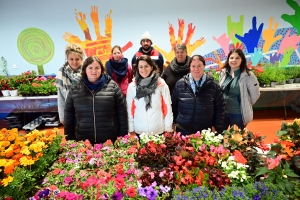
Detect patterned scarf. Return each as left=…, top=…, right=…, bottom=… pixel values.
left=135, top=71, right=159, bottom=111
left=55, top=63, right=82, bottom=92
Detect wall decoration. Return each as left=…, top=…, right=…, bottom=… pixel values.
left=281, top=0, right=300, bottom=35
left=0, top=57, right=9, bottom=76
left=17, top=27, right=55, bottom=75
left=63, top=6, right=133, bottom=63
left=154, top=18, right=206, bottom=65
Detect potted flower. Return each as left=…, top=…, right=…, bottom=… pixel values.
left=285, top=66, right=298, bottom=84
left=294, top=66, right=300, bottom=83
left=0, top=77, right=10, bottom=97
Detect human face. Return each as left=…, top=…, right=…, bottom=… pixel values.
left=112, top=48, right=122, bottom=61
left=138, top=60, right=153, bottom=78
left=228, top=52, right=242, bottom=70
left=175, top=49, right=187, bottom=63
left=86, top=61, right=102, bottom=84
left=141, top=39, right=151, bottom=51
left=67, top=53, right=82, bottom=71
left=190, top=58, right=205, bottom=81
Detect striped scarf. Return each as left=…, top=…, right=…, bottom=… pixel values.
left=55, top=63, right=82, bottom=92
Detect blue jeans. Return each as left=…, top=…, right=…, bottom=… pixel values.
left=223, top=113, right=245, bottom=131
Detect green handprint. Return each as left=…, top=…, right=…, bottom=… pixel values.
left=281, top=0, right=300, bottom=36
left=227, top=15, right=244, bottom=45
left=280, top=47, right=294, bottom=67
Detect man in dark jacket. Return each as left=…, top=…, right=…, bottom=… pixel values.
left=172, top=55, right=225, bottom=135
left=131, top=31, right=164, bottom=75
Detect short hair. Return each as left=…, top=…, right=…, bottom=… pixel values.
left=111, top=45, right=122, bottom=54
left=81, top=56, right=106, bottom=79
left=189, top=54, right=206, bottom=66
left=174, top=43, right=187, bottom=52
left=133, top=55, right=160, bottom=76
left=222, top=48, right=249, bottom=74
left=65, top=43, right=85, bottom=60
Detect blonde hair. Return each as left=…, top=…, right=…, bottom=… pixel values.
left=174, top=43, right=187, bottom=52
left=65, top=43, right=85, bottom=60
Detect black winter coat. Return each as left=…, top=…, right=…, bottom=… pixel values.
left=172, top=74, right=225, bottom=134
left=64, top=76, right=128, bottom=144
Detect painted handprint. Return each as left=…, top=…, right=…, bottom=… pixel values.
left=154, top=18, right=206, bottom=65
left=281, top=0, right=300, bottom=36
left=278, top=29, right=300, bottom=54
left=270, top=53, right=281, bottom=64
left=63, top=6, right=132, bottom=63
left=227, top=15, right=244, bottom=45
left=236, top=16, right=264, bottom=54
left=250, top=47, right=263, bottom=66
left=262, top=18, right=282, bottom=53
left=281, top=47, right=294, bottom=67
left=205, top=50, right=223, bottom=68
left=212, top=29, right=235, bottom=56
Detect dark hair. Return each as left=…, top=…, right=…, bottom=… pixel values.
left=111, top=45, right=122, bottom=54
left=189, top=54, right=206, bottom=66
left=81, top=56, right=106, bottom=78
left=222, top=49, right=250, bottom=74
left=133, top=55, right=160, bottom=76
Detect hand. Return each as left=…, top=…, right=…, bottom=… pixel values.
left=90, top=6, right=101, bottom=39
left=235, top=16, right=264, bottom=53
left=227, top=15, right=244, bottom=45
left=105, top=10, right=112, bottom=37
left=204, top=50, right=223, bottom=68
left=278, top=29, right=300, bottom=54
left=281, top=0, right=300, bottom=35
left=281, top=47, right=294, bottom=67
left=213, top=30, right=235, bottom=56
left=262, top=17, right=282, bottom=53
left=62, top=32, right=83, bottom=43
left=172, top=123, right=176, bottom=132
left=212, top=126, right=216, bottom=133
left=154, top=18, right=206, bottom=65
left=250, top=47, right=263, bottom=66
left=75, top=12, right=91, bottom=40
left=269, top=52, right=281, bottom=64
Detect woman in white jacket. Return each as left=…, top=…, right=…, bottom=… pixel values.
left=126, top=55, right=173, bottom=136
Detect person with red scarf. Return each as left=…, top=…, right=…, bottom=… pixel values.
left=105, top=45, right=133, bottom=97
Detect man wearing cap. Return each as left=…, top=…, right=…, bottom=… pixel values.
left=131, top=31, right=165, bottom=75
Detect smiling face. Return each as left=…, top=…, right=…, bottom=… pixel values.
left=86, top=61, right=102, bottom=84
left=112, top=47, right=122, bottom=61
left=138, top=60, right=153, bottom=78
left=175, top=49, right=187, bottom=63
left=228, top=52, right=242, bottom=70
left=67, top=52, right=82, bottom=71
left=190, top=58, right=205, bottom=81
left=141, top=39, right=152, bottom=52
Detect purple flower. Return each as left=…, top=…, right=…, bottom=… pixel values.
left=38, top=188, right=50, bottom=198
left=146, top=187, right=158, bottom=200
left=138, top=187, right=148, bottom=197
left=53, top=189, right=60, bottom=196
left=253, top=194, right=261, bottom=200
left=111, top=191, right=123, bottom=200
left=94, top=143, right=102, bottom=151
left=159, top=185, right=171, bottom=194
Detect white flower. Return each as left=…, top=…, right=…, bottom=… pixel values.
left=228, top=171, right=239, bottom=179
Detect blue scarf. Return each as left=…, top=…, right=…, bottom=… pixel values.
left=106, top=58, right=128, bottom=83
left=83, top=74, right=107, bottom=92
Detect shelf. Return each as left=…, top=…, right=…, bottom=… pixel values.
left=0, top=95, right=58, bottom=101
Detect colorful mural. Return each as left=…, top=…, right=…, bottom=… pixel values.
left=0, top=57, right=9, bottom=76
left=63, top=6, right=133, bottom=63
left=17, top=28, right=55, bottom=75
left=154, top=18, right=206, bottom=66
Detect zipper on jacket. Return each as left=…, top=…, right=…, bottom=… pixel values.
left=92, top=93, right=96, bottom=143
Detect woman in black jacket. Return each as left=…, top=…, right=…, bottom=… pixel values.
left=172, top=55, right=225, bottom=135
left=64, top=56, right=128, bottom=145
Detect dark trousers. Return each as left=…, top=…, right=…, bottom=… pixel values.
left=223, top=113, right=245, bottom=131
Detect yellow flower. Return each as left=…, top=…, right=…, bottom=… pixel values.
left=295, top=119, right=300, bottom=126
left=2, top=176, right=14, bottom=187
left=20, top=146, right=31, bottom=155
left=0, top=141, right=11, bottom=148
left=20, top=156, right=35, bottom=166
left=0, top=159, right=7, bottom=167
left=29, top=141, right=45, bottom=153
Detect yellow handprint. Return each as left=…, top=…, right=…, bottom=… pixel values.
left=262, top=17, right=282, bottom=53
left=75, top=11, right=92, bottom=40
left=154, top=18, right=206, bottom=66
left=90, top=6, right=101, bottom=39
left=63, top=32, right=83, bottom=44
left=105, top=10, right=112, bottom=37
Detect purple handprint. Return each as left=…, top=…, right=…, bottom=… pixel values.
left=235, top=16, right=264, bottom=53
left=270, top=53, right=281, bottom=64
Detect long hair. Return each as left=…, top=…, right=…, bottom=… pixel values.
left=81, top=56, right=106, bottom=79
left=222, top=49, right=250, bottom=74
left=133, top=55, right=160, bottom=76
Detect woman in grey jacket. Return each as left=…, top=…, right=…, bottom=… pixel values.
left=219, top=49, right=260, bottom=130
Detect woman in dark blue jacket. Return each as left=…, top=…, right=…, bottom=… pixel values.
left=172, top=55, right=225, bottom=135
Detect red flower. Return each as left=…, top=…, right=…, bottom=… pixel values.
left=233, top=150, right=247, bottom=164
left=126, top=187, right=136, bottom=197
left=114, top=177, right=125, bottom=190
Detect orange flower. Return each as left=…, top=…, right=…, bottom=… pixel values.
left=4, top=165, right=15, bottom=175
left=232, top=133, right=243, bottom=143
left=53, top=168, right=61, bottom=175
left=233, top=150, right=247, bottom=164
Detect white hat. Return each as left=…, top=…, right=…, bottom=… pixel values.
left=140, top=31, right=152, bottom=43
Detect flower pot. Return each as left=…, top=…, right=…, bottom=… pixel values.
left=9, top=89, right=18, bottom=97
left=295, top=78, right=300, bottom=83
left=1, top=90, right=11, bottom=97
left=278, top=81, right=286, bottom=85
left=259, top=83, right=267, bottom=88
left=287, top=78, right=295, bottom=84
left=270, top=82, right=277, bottom=88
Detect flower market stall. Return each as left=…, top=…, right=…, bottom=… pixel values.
left=1, top=119, right=300, bottom=199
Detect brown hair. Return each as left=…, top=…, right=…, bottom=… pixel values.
left=189, top=54, right=206, bottom=66
left=133, top=55, right=160, bottom=76
left=174, top=43, right=187, bottom=52
left=111, top=45, right=122, bottom=54
left=222, top=48, right=250, bottom=74
left=81, top=56, right=106, bottom=79
left=65, top=43, right=85, bottom=60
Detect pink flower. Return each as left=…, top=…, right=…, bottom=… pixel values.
left=64, top=177, right=73, bottom=185
left=69, top=169, right=76, bottom=176
left=266, top=155, right=282, bottom=170
left=59, top=170, right=66, bottom=175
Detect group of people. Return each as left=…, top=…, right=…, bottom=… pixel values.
left=56, top=31, right=260, bottom=145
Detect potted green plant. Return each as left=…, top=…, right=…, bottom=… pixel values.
left=294, top=66, right=300, bottom=83
left=285, top=67, right=298, bottom=84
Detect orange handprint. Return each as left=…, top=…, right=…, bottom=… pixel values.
left=262, top=17, right=282, bottom=53
left=205, top=50, right=223, bottom=68
left=63, top=6, right=132, bottom=63
left=154, top=18, right=206, bottom=66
